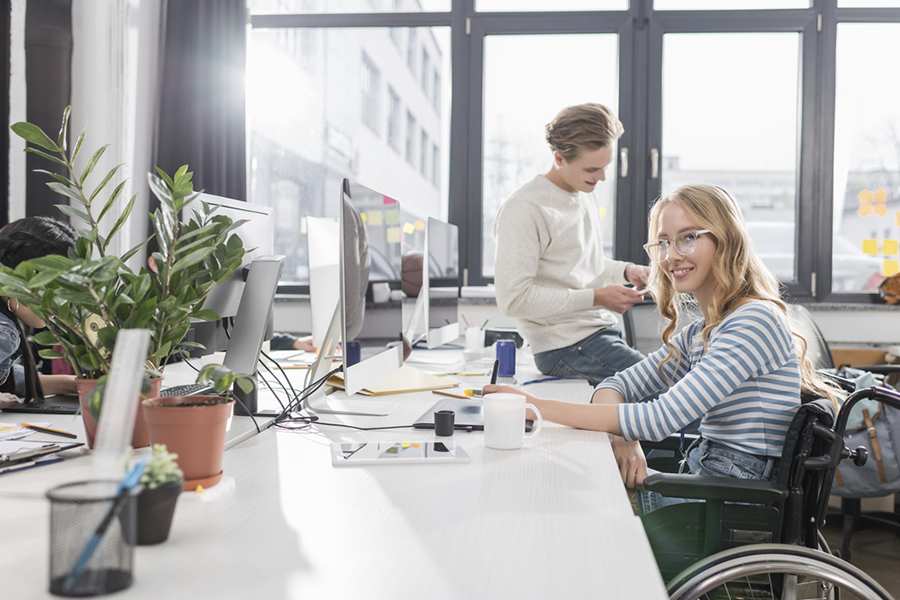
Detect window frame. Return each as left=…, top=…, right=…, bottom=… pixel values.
left=247, top=1, right=900, bottom=304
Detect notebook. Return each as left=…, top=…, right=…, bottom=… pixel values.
left=413, top=396, right=534, bottom=432
left=326, top=363, right=458, bottom=396
left=3, top=394, right=81, bottom=415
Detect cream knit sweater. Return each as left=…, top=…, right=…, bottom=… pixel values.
left=493, top=174, right=631, bottom=354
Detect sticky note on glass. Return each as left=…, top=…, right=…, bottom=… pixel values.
left=896, top=212, right=900, bottom=227
left=862, top=239, right=878, bottom=255
left=386, top=226, right=401, bottom=244
left=884, top=260, right=900, bottom=277
left=883, top=240, right=899, bottom=256
left=367, top=210, right=383, bottom=226
left=384, top=210, right=400, bottom=226
left=402, top=222, right=415, bottom=234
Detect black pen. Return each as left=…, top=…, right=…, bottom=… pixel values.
left=490, top=359, right=500, bottom=385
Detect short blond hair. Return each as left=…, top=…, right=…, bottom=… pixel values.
left=545, top=103, right=624, bottom=162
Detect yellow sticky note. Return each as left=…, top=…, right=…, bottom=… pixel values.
left=883, top=259, right=900, bottom=277
left=367, top=210, right=382, bottom=226
left=386, top=226, right=401, bottom=244
left=883, top=240, right=899, bottom=256
left=402, top=222, right=415, bottom=235
left=384, top=210, right=400, bottom=226
left=896, top=211, right=900, bottom=227
left=599, top=207, right=607, bottom=217
left=862, top=239, right=878, bottom=255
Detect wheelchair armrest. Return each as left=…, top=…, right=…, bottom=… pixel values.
left=641, top=433, right=699, bottom=452
left=643, top=473, right=789, bottom=505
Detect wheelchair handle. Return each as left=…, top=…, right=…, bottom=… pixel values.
left=834, top=386, right=900, bottom=438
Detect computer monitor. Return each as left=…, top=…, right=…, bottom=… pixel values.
left=182, top=194, right=275, bottom=356
left=339, top=179, right=403, bottom=396
left=405, top=217, right=459, bottom=348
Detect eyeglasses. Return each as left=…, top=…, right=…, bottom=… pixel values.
left=643, top=230, right=711, bottom=262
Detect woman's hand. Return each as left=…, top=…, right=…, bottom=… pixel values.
left=611, top=436, right=648, bottom=489
left=0, top=392, right=22, bottom=409
left=482, top=383, right=537, bottom=403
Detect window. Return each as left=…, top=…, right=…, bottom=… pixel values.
left=833, top=23, right=900, bottom=291
left=420, top=130, right=429, bottom=176
left=361, top=52, right=381, bottom=135
left=481, top=34, right=618, bottom=277
left=246, top=26, right=450, bottom=284
left=407, top=29, right=417, bottom=74
left=406, top=111, right=416, bottom=165
left=421, top=49, right=430, bottom=95
left=432, top=71, right=441, bottom=113
left=432, top=143, right=440, bottom=187
left=249, top=0, right=451, bottom=13
left=387, top=86, right=401, bottom=151
left=476, top=0, right=626, bottom=10
left=661, top=33, right=801, bottom=283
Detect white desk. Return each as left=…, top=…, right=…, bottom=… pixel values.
left=0, top=348, right=668, bottom=599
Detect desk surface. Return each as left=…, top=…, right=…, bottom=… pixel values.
left=0, top=348, right=668, bottom=599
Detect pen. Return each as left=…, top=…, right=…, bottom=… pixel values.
left=463, top=388, right=482, bottom=397
left=432, top=389, right=469, bottom=400
left=20, top=423, right=77, bottom=439
left=490, top=359, right=500, bottom=385
left=0, top=444, right=61, bottom=463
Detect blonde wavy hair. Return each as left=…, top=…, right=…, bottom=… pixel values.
left=647, top=184, right=840, bottom=406
left=545, top=103, right=624, bottom=162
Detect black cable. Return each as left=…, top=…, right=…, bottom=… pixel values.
left=273, top=364, right=343, bottom=424
left=255, top=367, right=287, bottom=412
left=260, top=348, right=299, bottom=400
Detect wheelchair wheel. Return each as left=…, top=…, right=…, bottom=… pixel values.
left=667, top=543, right=891, bottom=600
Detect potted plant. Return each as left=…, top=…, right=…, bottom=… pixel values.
left=0, top=107, right=248, bottom=446
left=142, top=364, right=254, bottom=491
left=136, top=444, right=184, bottom=545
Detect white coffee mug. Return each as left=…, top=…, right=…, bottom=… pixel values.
left=483, top=393, right=543, bottom=450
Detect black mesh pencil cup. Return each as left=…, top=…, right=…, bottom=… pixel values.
left=46, top=480, right=138, bottom=597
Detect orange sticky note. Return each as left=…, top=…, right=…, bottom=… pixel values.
left=896, top=211, right=900, bottom=227
left=883, top=240, right=899, bottom=256
left=862, top=239, right=878, bottom=255
left=883, top=260, right=900, bottom=277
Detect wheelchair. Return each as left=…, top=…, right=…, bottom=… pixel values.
left=639, top=385, right=900, bottom=600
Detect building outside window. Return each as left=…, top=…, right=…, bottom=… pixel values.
left=406, top=110, right=416, bottom=166
left=387, top=86, right=401, bottom=152
left=361, top=52, right=381, bottom=135
left=420, top=130, right=429, bottom=177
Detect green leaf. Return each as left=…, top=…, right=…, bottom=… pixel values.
left=38, top=348, right=65, bottom=360
left=174, top=246, right=215, bottom=271
left=47, top=182, right=84, bottom=204
left=90, top=164, right=123, bottom=206
left=55, top=203, right=91, bottom=225
left=72, top=128, right=85, bottom=161
left=101, top=193, right=136, bottom=251
left=191, top=308, right=221, bottom=322
left=24, top=147, right=67, bottom=167
left=35, top=169, right=74, bottom=187
left=34, top=330, right=60, bottom=346
left=57, top=105, right=70, bottom=152
left=79, top=145, right=109, bottom=185
left=11, top=121, right=60, bottom=151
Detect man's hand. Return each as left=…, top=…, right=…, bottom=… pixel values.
left=625, top=264, right=651, bottom=291
left=593, top=285, right=644, bottom=313
left=611, top=437, right=648, bottom=489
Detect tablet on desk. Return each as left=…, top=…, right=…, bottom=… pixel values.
left=330, top=441, right=470, bottom=466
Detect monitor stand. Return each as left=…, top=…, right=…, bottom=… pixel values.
left=306, top=389, right=399, bottom=417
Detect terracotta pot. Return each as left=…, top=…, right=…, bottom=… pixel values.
left=78, top=378, right=163, bottom=449
left=136, top=476, right=183, bottom=545
left=142, top=396, right=234, bottom=491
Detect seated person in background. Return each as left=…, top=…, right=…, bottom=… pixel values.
left=271, top=333, right=314, bottom=352
left=0, top=217, right=79, bottom=408
left=493, top=103, right=649, bottom=386
left=486, top=184, right=840, bottom=513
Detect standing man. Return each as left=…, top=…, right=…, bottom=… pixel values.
left=493, top=103, right=649, bottom=385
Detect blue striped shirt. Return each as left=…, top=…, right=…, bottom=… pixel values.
left=599, top=301, right=801, bottom=457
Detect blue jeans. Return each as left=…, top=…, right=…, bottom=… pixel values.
left=533, top=327, right=645, bottom=386
left=637, top=438, right=779, bottom=515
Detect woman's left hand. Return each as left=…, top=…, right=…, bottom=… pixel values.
left=0, top=392, right=22, bottom=409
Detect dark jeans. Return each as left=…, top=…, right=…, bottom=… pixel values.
left=534, top=326, right=645, bottom=386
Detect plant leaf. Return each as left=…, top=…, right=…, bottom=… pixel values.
left=47, top=182, right=84, bottom=204
left=90, top=164, right=123, bottom=205
left=54, top=203, right=91, bottom=225
left=79, top=145, right=109, bottom=185
left=101, top=194, right=137, bottom=252
left=24, top=147, right=67, bottom=167
left=11, top=121, right=59, bottom=151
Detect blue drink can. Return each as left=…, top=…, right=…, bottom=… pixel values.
left=496, top=340, right=516, bottom=377
left=345, top=341, right=361, bottom=367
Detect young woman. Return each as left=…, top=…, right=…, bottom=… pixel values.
left=0, top=217, right=78, bottom=408
left=492, top=103, right=649, bottom=386
left=485, top=184, right=839, bottom=512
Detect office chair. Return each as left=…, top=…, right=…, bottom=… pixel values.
left=789, top=303, right=900, bottom=561
left=642, top=386, right=900, bottom=600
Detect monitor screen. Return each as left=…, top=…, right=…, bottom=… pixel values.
left=340, top=179, right=404, bottom=395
